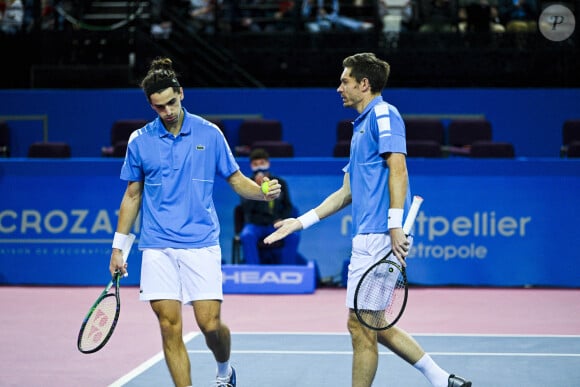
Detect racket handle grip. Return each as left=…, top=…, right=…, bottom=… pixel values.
left=403, top=195, right=424, bottom=235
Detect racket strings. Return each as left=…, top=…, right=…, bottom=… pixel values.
left=79, top=294, right=119, bottom=352
left=357, top=262, right=406, bottom=330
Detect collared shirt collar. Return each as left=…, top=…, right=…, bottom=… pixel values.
left=354, top=95, right=383, bottom=125
left=155, top=108, right=191, bottom=138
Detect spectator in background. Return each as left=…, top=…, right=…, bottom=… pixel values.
left=240, top=148, right=300, bottom=265
left=150, top=0, right=173, bottom=39
left=236, top=0, right=301, bottom=32
left=457, top=0, right=505, bottom=33
left=270, top=0, right=302, bottom=31
left=38, top=0, right=85, bottom=31
left=189, top=0, right=219, bottom=33
left=379, top=0, right=418, bottom=33
left=0, top=0, right=24, bottom=35
left=229, top=0, right=274, bottom=32
left=39, top=0, right=58, bottom=30
left=498, top=0, right=537, bottom=32
left=302, top=0, right=374, bottom=32
left=379, top=0, right=418, bottom=49
left=418, top=0, right=457, bottom=32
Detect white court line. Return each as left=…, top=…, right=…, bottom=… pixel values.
left=108, top=332, right=200, bottom=387
left=108, top=332, right=580, bottom=386
left=187, top=349, right=580, bottom=357
left=217, top=332, right=580, bottom=338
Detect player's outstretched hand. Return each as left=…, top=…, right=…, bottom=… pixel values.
left=263, top=218, right=301, bottom=244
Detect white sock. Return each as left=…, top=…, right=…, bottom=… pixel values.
left=413, top=354, right=450, bottom=387
left=217, top=361, right=231, bottom=378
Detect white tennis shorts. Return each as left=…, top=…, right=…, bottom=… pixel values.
left=139, top=245, right=223, bottom=305
left=345, top=233, right=413, bottom=309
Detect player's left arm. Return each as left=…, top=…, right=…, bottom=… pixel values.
left=117, top=180, right=143, bottom=234
left=228, top=170, right=281, bottom=201
left=110, top=180, right=142, bottom=276
left=264, top=173, right=352, bottom=244
left=313, top=172, right=352, bottom=220
left=385, top=152, right=411, bottom=265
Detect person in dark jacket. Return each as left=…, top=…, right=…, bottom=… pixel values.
left=240, top=148, right=300, bottom=264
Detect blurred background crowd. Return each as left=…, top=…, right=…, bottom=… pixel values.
left=0, top=0, right=578, bottom=88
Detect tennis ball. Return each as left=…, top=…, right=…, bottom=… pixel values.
left=261, top=181, right=269, bottom=194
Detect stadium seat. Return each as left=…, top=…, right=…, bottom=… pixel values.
left=445, top=118, right=493, bottom=156
left=236, top=119, right=285, bottom=156
left=404, top=117, right=445, bottom=144
left=28, top=142, right=71, bottom=158
left=102, top=119, right=147, bottom=157
left=336, top=119, right=354, bottom=142
left=469, top=141, right=515, bottom=158
left=209, top=119, right=226, bottom=134
left=251, top=140, right=294, bottom=157
left=566, top=141, right=580, bottom=158
left=561, top=119, right=580, bottom=157
left=407, top=140, right=444, bottom=157
left=333, top=141, right=351, bottom=157
left=332, top=119, right=353, bottom=157
left=112, top=141, right=128, bottom=157
left=0, top=121, right=10, bottom=157
left=404, top=117, right=446, bottom=158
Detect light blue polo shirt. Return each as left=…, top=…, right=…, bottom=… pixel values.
left=343, top=96, right=412, bottom=237
left=120, top=108, right=239, bottom=248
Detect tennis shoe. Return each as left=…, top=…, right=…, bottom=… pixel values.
left=448, top=374, right=472, bottom=387
left=214, top=366, right=236, bottom=387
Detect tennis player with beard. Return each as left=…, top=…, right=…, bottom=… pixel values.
left=264, top=52, right=471, bottom=387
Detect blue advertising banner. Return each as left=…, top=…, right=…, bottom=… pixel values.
left=0, top=159, right=138, bottom=285
left=222, top=262, right=316, bottom=294
left=1, top=158, right=579, bottom=288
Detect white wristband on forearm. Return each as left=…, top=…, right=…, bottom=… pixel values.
left=112, top=232, right=129, bottom=250
left=297, top=209, right=320, bottom=230
left=388, top=208, right=404, bottom=229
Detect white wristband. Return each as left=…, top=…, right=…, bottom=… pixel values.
left=297, top=209, right=320, bottom=230
left=112, top=232, right=129, bottom=250
left=388, top=208, right=404, bottom=229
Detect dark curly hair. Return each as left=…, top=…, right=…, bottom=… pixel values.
left=140, top=57, right=181, bottom=100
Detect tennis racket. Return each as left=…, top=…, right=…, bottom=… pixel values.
left=354, top=196, right=423, bottom=331
left=77, top=233, right=135, bottom=354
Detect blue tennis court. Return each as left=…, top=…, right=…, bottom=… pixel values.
left=2, top=287, right=580, bottom=386
left=111, top=332, right=580, bottom=386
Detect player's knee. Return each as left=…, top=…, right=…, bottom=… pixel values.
left=347, top=313, right=364, bottom=335
left=198, top=316, right=221, bottom=335
left=158, top=318, right=182, bottom=340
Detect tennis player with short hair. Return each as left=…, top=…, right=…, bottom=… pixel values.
left=109, top=56, right=281, bottom=387
left=264, top=52, right=471, bottom=387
